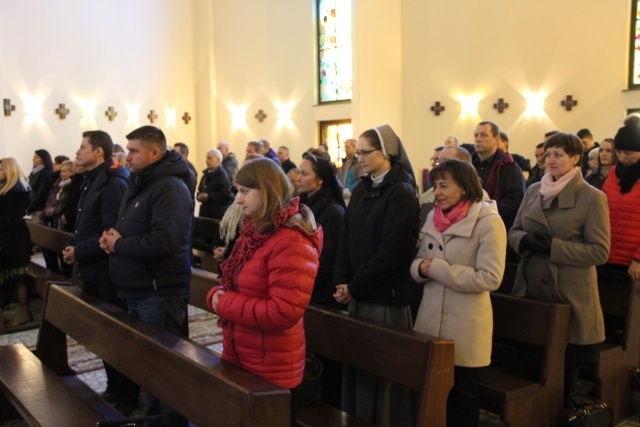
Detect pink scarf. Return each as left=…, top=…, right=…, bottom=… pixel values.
left=433, top=200, right=473, bottom=232
left=219, top=197, right=300, bottom=291
left=539, top=167, right=580, bottom=202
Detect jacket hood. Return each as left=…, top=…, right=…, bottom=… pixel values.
left=285, top=203, right=324, bottom=255
left=107, top=160, right=130, bottom=181
left=136, top=149, right=191, bottom=185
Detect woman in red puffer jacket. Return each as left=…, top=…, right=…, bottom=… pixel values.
left=207, top=158, right=322, bottom=427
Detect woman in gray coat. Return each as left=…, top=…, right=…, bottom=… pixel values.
left=508, top=132, right=610, bottom=406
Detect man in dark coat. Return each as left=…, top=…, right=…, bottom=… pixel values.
left=196, top=148, right=234, bottom=219
left=471, top=121, right=525, bottom=232
left=99, top=125, right=192, bottom=427
left=62, top=130, right=134, bottom=414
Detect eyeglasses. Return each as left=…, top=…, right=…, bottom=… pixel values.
left=355, top=149, right=380, bottom=157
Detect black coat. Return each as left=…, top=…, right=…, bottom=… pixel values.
left=301, top=187, right=345, bottom=308
left=68, top=160, right=128, bottom=285
left=27, top=167, right=52, bottom=213
left=110, top=150, right=192, bottom=299
left=198, top=166, right=233, bottom=220
left=0, top=182, right=31, bottom=269
left=334, top=163, right=419, bottom=305
left=53, top=175, right=84, bottom=232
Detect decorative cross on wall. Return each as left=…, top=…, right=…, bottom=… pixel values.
left=55, top=103, right=70, bottom=119
left=182, top=112, right=191, bottom=124
left=105, top=106, right=118, bottom=121
left=430, top=102, right=445, bottom=116
left=255, top=109, right=267, bottom=123
left=147, top=110, right=158, bottom=123
left=3, top=99, right=16, bottom=117
left=493, top=98, right=509, bottom=114
left=561, top=95, right=578, bottom=111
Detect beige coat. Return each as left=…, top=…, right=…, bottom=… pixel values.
left=508, top=173, right=610, bottom=345
left=411, top=201, right=506, bottom=367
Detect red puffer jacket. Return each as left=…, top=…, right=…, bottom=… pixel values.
left=602, top=166, right=640, bottom=265
left=210, top=224, right=322, bottom=389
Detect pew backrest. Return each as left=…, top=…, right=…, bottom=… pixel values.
left=35, top=284, right=290, bottom=427
left=304, top=305, right=454, bottom=427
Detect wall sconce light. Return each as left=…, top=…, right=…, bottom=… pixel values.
left=525, top=92, right=545, bottom=117
left=230, top=105, right=247, bottom=129
left=165, top=107, right=177, bottom=127
left=276, top=102, right=294, bottom=128
left=24, top=94, right=43, bottom=124
left=460, top=96, right=479, bottom=116
left=78, top=100, right=96, bottom=120
left=126, top=104, right=139, bottom=126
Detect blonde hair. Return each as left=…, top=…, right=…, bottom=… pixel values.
left=60, top=160, right=75, bottom=173
left=0, top=158, right=29, bottom=196
left=234, top=158, right=293, bottom=233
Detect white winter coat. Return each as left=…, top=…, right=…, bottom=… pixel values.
left=410, top=200, right=506, bottom=367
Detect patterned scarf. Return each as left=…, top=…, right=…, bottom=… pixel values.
left=433, top=200, right=473, bottom=232
left=219, top=197, right=300, bottom=291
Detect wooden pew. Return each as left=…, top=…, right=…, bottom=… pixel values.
left=189, top=268, right=455, bottom=427
left=192, top=216, right=220, bottom=273
left=0, top=283, right=290, bottom=427
left=26, top=221, right=79, bottom=295
left=478, top=293, right=571, bottom=427
left=299, top=305, right=454, bottom=427
left=595, top=275, right=640, bottom=423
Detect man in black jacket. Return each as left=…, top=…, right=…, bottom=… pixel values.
left=62, top=130, right=136, bottom=414
left=99, top=125, right=192, bottom=427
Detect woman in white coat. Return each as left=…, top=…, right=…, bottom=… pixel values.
left=411, top=160, right=506, bottom=427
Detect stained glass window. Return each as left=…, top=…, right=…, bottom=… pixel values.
left=318, top=0, right=352, bottom=103
left=630, top=1, right=640, bottom=88
left=320, top=120, right=353, bottom=168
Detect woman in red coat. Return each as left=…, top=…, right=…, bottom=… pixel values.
left=600, top=114, right=640, bottom=344
left=207, top=158, right=322, bottom=426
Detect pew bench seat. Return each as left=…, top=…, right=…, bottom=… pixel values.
left=0, top=343, right=123, bottom=427
left=27, top=262, right=66, bottom=297
left=478, top=294, right=571, bottom=427
left=478, top=367, right=540, bottom=404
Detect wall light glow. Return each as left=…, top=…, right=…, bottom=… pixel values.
left=165, top=107, right=177, bottom=127
left=78, top=99, right=97, bottom=120
left=458, top=95, right=480, bottom=116
left=276, top=102, right=294, bottom=128
left=230, top=105, right=247, bottom=129
left=23, top=94, right=44, bottom=124
left=525, top=92, right=546, bottom=117
left=126, top=104, right=140, bottom=126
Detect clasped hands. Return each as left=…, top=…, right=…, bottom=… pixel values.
left=519, top=232, right=552, bottom=255
left=99, top=228, right=122, bottom=254
left=334, top=284, right=352, bottom=304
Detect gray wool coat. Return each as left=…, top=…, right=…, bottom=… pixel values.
left=508, top=172, right=610, bottom=345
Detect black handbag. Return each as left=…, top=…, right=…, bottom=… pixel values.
left=565, top=393, right=613, bottom=427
